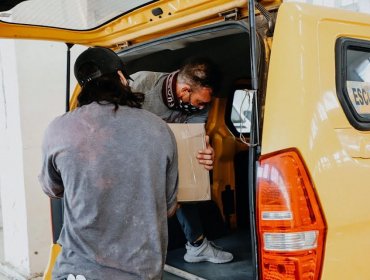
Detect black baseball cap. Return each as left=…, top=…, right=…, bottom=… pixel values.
left=74, top=47, right=131, bottom=86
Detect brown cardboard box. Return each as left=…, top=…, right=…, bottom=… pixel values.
left=168, top=123, right=211, bottom=202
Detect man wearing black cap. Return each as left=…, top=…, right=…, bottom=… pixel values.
left=39, top=47, right=179, bottom=280
left=129, top=58, right=233, bottom=264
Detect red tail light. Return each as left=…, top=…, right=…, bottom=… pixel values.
left=257, top=149, right=327, bottom=280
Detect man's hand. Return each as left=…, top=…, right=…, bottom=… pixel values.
left=196, top=135, right=214, bottom=171
left=167, top=202, right=180, bottom=217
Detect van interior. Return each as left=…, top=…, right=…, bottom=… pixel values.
left=119, top=20, right=262, bottom=280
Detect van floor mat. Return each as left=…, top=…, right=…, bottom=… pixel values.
left=165, top=229, right=253, bottom=280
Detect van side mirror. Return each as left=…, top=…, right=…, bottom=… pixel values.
left=231, top=89, right=254, bottom=134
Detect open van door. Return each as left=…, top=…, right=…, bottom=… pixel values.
left=0, top=1, right=281, bottom=279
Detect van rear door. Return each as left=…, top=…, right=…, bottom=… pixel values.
left=259, top=3, right=370, bottom=279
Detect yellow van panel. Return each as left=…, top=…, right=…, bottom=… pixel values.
left=43, top=243, right=61, bottom=280
left=263, top=3, right=370, bottom=279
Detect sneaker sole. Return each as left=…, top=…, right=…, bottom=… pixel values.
left=184, top=254, right=234, bottom=264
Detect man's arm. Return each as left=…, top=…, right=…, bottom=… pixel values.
left=38, top=129, right=64, bottom=199
left=167, top=202, right=179, bottom=218
left=166, top=128, right=179, bottom=217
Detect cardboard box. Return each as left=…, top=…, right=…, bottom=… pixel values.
left=168, top=123, right=211, bottom=202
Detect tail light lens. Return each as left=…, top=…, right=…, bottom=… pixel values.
left=257, top=149, right=327, bottom=280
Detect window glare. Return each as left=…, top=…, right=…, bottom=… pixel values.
left=345, top=47, right=370, bottom=120
left=285, top=0, right=370, bottom=14
left=0, top=0, right=153, bottom=30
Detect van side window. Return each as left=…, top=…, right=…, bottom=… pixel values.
left=336, top=38, right=370, bottom=130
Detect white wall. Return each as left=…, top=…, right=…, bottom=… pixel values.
left=0, top=39, right=29, bottom=276
left=0, top=39, right=84, bottom=278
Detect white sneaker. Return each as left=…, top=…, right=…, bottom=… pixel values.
left=184, top=238, right=234, bottom=263
left=67, top=275, right=76, bottom=280
left=67, top=274, right=86, bottom=280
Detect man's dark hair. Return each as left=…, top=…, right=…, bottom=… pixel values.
left=177, top=57, right=220, bottom=92
left=74, top=47, right=144, bottom=111
left=77, top=62, right=144, bottom=111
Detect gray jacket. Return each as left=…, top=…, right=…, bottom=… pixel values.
left=39, top=102, right=178, bottom=280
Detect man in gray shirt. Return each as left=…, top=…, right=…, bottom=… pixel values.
left=129, top=58, right=233, bottom=264
left=39, top=47, right=178, bottom=280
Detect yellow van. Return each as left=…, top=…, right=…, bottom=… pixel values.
left=1, top=0, right=369, bottom=279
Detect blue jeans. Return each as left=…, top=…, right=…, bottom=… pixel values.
left=176, top=203, right=204, bottom=243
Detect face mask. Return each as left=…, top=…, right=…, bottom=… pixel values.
left=178, top=99, right=202, bottom=113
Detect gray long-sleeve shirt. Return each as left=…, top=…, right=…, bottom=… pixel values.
left=129, top=71, right=209, bottom=124
left=39, top=102, right=178, bottom=280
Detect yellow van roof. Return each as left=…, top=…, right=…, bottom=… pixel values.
left=0, top=0, right=281, bottom=47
